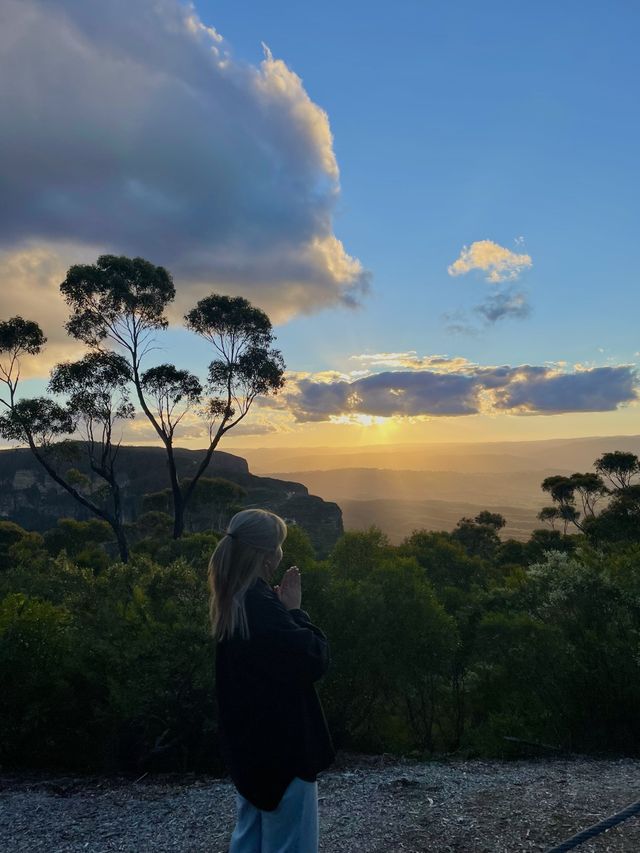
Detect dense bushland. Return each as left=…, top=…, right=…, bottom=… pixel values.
left=1, top=514, right=638, bottom=774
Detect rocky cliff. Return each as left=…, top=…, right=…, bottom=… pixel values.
left=0, top=445, right=343, bottom=557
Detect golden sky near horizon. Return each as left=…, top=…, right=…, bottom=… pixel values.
left=119, top=406, right=640, bottom=451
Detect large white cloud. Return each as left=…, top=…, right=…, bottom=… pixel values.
left=0, top=0, right=368, bottom=329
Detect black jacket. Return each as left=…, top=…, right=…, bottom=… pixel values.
left=215, top=576, right=336, bottom=810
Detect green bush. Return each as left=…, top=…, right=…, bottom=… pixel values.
left=0, top=521, right=639, bottom=771
left=0, top=593, right=77, bottom=765
left=0, top=521, right=35, bottom=571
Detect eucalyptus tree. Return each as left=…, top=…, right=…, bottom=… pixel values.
left=594, top=451, right=640, bottom=490
left=60, top=255, right=201, bottom=538
left=541, top=475, right=578, bottom=508
left=567, top=472, right=608, bottom=519
left=0, top=318, right=132, bottom=560
left=540, top=475, right=583, bottom=533
left=180, top=294, right=285, bottom=537
left=582, top=484, right=640, bottom=544
left=0, top=317, right=75, bottom=489
left=450, top=512, right=505, bottom=560
left=557, top=504, right=581, bottom=535
left=61, top=256, right=286, bottom=538
left=538, top=462, right=640, bottom=533
left=138, top=363, right=202, bottom=530
left=0, top=317, right=46, bottom=406
left=48, top=351, right=134, bottom=560
left=537, top=506, right=560, bottom=530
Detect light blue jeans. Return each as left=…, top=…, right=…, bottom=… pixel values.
left=229, top=776, right=319, bottom=853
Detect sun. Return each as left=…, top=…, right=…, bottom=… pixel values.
left=325, top=414, right=404, bottom=444
left=329, top=413, right=385, bottom=427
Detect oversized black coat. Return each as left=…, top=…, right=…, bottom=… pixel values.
left=215, top=575, right=336, bottom=811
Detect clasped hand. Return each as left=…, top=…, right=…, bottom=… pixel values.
left=274, top=566, right=301, bottom=610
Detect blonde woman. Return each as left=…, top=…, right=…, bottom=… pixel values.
left=210, top=508, right=335, bottom=852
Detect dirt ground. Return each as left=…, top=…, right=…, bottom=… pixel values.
left=1, top=752, right=639, bottom=852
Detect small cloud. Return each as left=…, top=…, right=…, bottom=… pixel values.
left=441, top=310, right=479, bottom=337
left=448, top=240, right=532, bottom=283
left=475, top=289, right=531, bottom=323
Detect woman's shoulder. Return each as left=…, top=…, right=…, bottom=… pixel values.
left=244, top=577, right=296, bottom=632
left=244, top=576, right=277, bottom=615
left=246, top=576, right=274, bottom=600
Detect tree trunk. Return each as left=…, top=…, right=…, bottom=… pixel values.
left=109, top=471, right=129, bottom=563
left=131, top=360, right=184, bottom=541
left=168, top=449, right=185, bottom=539
left=113, top=521, right=129, bottom=562
left=177, top=428, right=226, bottom=537
left=29, top=441, right=107, bottom=521
left=173, top=498, right=185, bottom=539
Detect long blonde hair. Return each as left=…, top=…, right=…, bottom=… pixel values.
left=209, top=508, right=287, bottom=642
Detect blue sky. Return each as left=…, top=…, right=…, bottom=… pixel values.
left=205, top=0, right=639, bottom=370
left=2, top=0, right=639, bottom=447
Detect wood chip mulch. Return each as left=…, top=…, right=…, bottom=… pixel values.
left=1, top=752, right=639, bottom=852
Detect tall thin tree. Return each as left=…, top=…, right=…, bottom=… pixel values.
left=0, top=318, right=132, bottom=560
left=61, top=256, right=286, bottom=538
left=49, top=351, right=134, bottom=561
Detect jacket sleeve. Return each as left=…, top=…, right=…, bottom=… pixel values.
left=245, top=593, right=330, bottom=685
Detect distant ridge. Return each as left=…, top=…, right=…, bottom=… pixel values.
left=262, top=467, right=561, bottom=507
left=227, top=434, right=640, bottom=542
left=230, top=434, right=640, bottom=474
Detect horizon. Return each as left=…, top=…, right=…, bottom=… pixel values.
left=3, top=431, right=640, bottom=455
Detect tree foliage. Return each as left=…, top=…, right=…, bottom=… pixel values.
left=451, top=512, right=505, bottom=560
left=595, top=451, right=640, bottom=490
left=60, top=255, right=175, bottom=349
left=540, top=451, right=640, bottom=539
left=61, top=258, right=286, bottom=540
left=0, top=317, right=47, bottom=405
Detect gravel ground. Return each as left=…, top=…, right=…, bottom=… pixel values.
left=1, top=752, right=639, bottom=852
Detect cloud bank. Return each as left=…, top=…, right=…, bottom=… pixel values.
left=282, top=359, right=638, bottom=421
left=1, top=0, right=368, bottom=329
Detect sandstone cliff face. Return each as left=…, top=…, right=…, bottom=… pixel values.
left=0, top=445, right=343, bottom=557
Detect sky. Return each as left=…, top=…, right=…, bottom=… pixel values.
left=1, top=0, right=639, bottom=449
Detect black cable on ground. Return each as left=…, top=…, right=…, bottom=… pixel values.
left=545, top=799, right=640, bottom=852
